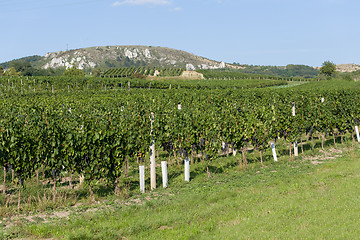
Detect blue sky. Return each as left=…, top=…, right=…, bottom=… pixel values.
left=0, top=0, right=359, bottom=66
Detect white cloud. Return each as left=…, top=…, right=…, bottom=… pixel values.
left=113, top=0, right=170, bottom=6
left=171, top=7, right=183, bottom=11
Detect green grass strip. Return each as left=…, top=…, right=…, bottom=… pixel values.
left=3, top=148, right=360, bottom=239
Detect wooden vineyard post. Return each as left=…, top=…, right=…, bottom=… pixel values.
left=18, top=187, right=21, bottom=211
left=52, top=172, right=57, bottom=202
left=259, top=149, right=264, bottom=166
left=36, top=169, right=39, bottom=185
left=289, top=142, right=292, bottom=157
left=124, top=156, right=129, bottom=178
left=161, top=161, right=168, bottom=188
left=69, top=171, right=73, bottom=189
left=184, top=158, right=190, bottom=182
left=139, top=165, right=145, bottom=193
left=79, top=175, right=84, bottom=185
left=355, top=126, right=360, bottom=142
left=150, top=112, right=156, bottom=190
left=300, top=137, right=304, bottom=154
left=271, top=143, right=278, bottom=162
left=128, top=81, right=130, bottom=91
left=3, top=166, right=6, bottom=195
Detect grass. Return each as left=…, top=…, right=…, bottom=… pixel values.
left=269, top=80, right=308, bottom=89
left=2, top=139, right=360, bottom=239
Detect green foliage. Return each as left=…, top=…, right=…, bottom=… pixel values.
left=320, top=61, right=336, bottom=77
left=335, top=69, right=360, bottom=82
left=0, top=77, right=360, bottom=191
left=198, top=69, right=316, bottom=81
left=285, top=64, right=319, bottom=78
left=0, top=76, right=360, bottom=221
left=0, top=65, right=3, bottom=76
left=4, top=67, right=22, bottom=76
left=341, top=73, right=353, bottom=81
left=0, top=76, right=287, bottom=93
left=1, top=74, right=360, bottom=239
left=63, top=67, right=85, bottom=77
left=0, top=55, right=42, bottom=69
left=229, top=64, right=319, bottom=78
left=91, top=68, right=101, bottom=77
left=102, top=67, right=184, bottom=78
left=46, top=67, right=66, bottom=76
left=2, top=60, right=62, bottom=76
left=10, top=61, right=37, bottom=76
left=131, top=73, right=146, bottom=79
left=10, top=60, right=31, bottom=72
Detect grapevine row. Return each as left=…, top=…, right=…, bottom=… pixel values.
left=0, top=76, right=287, bottom=92
left=198, top=69, right=317, bottom=81
left=101, top=67, right=185, bottom=78
left=1, top=86, right=359, bottom=198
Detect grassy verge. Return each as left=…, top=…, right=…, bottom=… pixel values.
left=269, top=81, right=308, bottom=89
left=2, top=141, right=360, bottom=239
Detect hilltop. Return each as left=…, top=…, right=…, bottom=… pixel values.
left=1, top=45, right=228, bottom=71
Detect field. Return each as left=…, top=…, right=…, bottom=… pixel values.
left=0, top=76, right=360, bottom=239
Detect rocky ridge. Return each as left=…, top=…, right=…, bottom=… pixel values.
left=335, top=64, right=360, bottom=73
left=41, top=45, right=229, bottom=70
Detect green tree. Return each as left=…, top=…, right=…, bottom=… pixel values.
left=91, top=68, right=101, bottom=77
left=63, top=67, right=85, bottom=77
left=10, top=61, right=31, bottom=72
left=5, top=67, right=22, bottom=76
left=0, top=65, right=4, bottom=76
left=320, top=61, right=336, bottom=77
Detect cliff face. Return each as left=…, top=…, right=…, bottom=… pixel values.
left=40, top=45, right=227, bottom=70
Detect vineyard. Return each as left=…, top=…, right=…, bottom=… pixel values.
left=197, top=69, right=315, bottom=81
left=101, top=67, right=185, bottom=78
left=0, top=76, right=360, bottom=215
left=0, top=76, right=288, bottom=91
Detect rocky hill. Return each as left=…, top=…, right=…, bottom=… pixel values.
left=314, top=63, right=360, bottom=73
left=335, top=64, right=360, bottom=73
left=2, top=46, right=230, bottom=71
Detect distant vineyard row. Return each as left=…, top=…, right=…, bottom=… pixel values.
left=101, top=67, right=185, bottom=78
left=198, top=69, right=317, bottom=81
left=0, top=76, right=287, bottom=91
